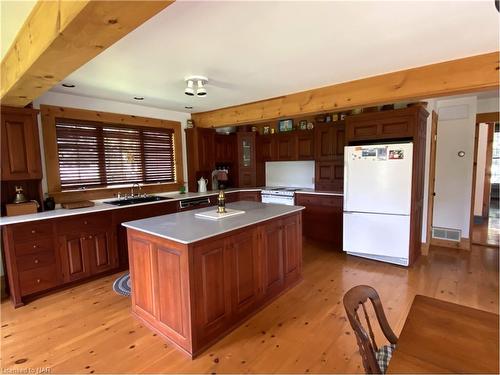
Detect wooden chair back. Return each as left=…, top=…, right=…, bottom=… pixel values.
left=343, top=285, right=398, bottom=374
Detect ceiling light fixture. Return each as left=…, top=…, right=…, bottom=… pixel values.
left=184, top=75, right=208, bottom=97
left=62, top=83, right=75, bottom=88
left=133, top=97, right=144, bottom=100
left=185, top=106, right=193, bottom=109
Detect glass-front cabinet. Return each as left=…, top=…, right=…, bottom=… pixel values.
left=236, top=132, right=256, bottom=187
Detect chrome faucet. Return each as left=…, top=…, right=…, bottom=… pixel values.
left=131, top=183, right=141, bottom=197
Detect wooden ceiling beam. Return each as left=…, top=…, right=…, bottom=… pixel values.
left=192, top=52, right=500, bottom=128
left=1, top=0, right=174, bottom=107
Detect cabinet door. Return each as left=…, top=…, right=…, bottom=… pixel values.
left=1, top=112, right=42, bottom=180
left=261, top=221, right=284, bottom=299
left=230, top=230, right=260, bottom=318
left=60, top=235, right=91, bottom=282
left=314, top=124, right=333, bottom=161
left=331, top=125, right=345, bottom=159
left=238, top=191, right=261, bottom=202
left=198, top=128, right=215, bottom=171
left=282, top=215, right=301, bottom=282
left=88, top=231, right=118, bottom=274
left=193, top=238, right=232, bottom=344
left=214, top=134, right=235, bottom=163
left=258, top=135, right=275, bottom=161
left=276, top=134, right=297, bottom=161
left=315, top=160, right=344, bottom=191
left=297, top=132, right=315, bottom=160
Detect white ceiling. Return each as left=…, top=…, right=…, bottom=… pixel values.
left=30, top=1, right=500, bottom=113
left=0, top=0, right=36, bottom=59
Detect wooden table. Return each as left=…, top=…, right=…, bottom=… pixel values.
left=388, top=295, right=499, bottom=373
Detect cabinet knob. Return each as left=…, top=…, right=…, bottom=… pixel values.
left=88, top=235, right=93, bottom=239
left=84, top=220, right=88, bottom=225
left=34, top=259, right=39, bottom=264
left=36, top=279, right=41, bottom=284
left=31, top=230, right=36, bottom=234
left=82, top=236, right=86, bottom=240
left=32, top=244, right=38, bottom=249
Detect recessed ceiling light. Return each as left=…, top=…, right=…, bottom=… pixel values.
left=185, top=106, right=193, bottom=109
left=133, top=97, right=144, bottom=100
left=62, top=83, right=75, bottom=88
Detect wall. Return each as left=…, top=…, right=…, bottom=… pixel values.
left=477, top=97, right=500, bottom=114
left=32, top=91, right=191, bottom=195
left=432, top=96, right=477, bottom=238
left=474, top=123, right=489, bottom=216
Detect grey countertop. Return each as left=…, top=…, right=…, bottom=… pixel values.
left=0, top=187, right=341, bottom=226
left=122, top=201, right=304, bottom=244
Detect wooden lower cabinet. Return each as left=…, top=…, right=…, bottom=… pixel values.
left=127, top=211, right=302, bottom=357
left=295, top=193, right=343, bottom=250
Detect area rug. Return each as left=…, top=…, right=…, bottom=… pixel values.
left=113, top=272, right=131, bottom=296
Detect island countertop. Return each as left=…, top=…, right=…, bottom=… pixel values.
left=122, top=201, right=304, bottom=244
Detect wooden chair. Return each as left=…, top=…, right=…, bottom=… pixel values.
left=343, top=285, right=398, bottom=374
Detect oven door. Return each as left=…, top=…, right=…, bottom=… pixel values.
left=261, top=194, right=294, bottom=206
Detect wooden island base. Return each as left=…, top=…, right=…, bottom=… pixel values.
left=126, top=211, right=302, bottom=358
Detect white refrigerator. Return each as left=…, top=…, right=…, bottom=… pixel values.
left=343, top=142, right=413, bottom=266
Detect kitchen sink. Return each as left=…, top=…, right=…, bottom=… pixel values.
left=105, top=195, right=173, bottom=206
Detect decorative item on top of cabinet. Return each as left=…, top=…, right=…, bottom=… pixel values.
left=237, top=132, right=256, bottom=187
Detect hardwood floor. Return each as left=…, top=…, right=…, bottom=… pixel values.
left=1, top=241, right=498, bottom=374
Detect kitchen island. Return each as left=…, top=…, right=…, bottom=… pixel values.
left=122, top=201, right=304, bottom=358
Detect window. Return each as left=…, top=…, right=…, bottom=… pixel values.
left=56, top=119, right=175, bottom=190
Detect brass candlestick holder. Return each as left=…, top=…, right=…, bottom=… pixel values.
left=217, top=190, right=226, bottom=214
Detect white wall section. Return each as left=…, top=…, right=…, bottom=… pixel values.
left=432, top=96, right=477, bottom=238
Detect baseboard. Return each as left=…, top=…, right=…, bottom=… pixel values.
left=430, top=237, right=471, bottom=250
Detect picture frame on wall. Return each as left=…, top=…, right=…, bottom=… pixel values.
left=299, top=120, right=307, bottom=130
left=278, top=119, right=293, bottom=132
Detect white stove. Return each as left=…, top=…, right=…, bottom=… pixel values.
left=261, top=187, right=302, bottom=205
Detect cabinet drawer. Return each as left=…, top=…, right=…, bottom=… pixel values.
left=15, top=237, right=54, bottom=256
left=11, top=221, right=53, bottom=243
left=296, top=194, right=343, bottom=207
left=57, top=214, right=110, bottom=234
left=19, top=265, right=58, bottom=295
left=17, top=251, right=55, bottom=272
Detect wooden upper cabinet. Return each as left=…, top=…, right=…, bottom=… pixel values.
left=257, top=135, right=275, bottom=161
left=1, top=107, right=42, bottom=180
left=237, top=132, right=257, bottom=187
left=275, top=133, right=297, bottom=161
left=345, top=107, right=425, bottom=144
left=197, top=128, right=215, bottom=171
left=314, top=122, right=345, bottom=161
left=214, top=134, right=235, bottom=163
left=296, top=131, right=315, bottom=160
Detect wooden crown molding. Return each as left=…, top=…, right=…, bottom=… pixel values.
left=1, top=0, right=174, bottom=107
left=191, top=52, right=500, bottom=128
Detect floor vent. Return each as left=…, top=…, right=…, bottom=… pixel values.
left=432, top=227, right=461, bottom=242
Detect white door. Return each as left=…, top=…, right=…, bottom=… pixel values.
left=343, top=212, right=410, bottom=259
left=344, top=143, right=413, bottom=215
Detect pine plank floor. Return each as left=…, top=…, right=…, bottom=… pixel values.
left=1, top=241, right=498, bottom=374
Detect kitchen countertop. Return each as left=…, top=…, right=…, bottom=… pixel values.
left=0, top=187, right=342, bottom=226
left=122, top=201, right=304, bottom=244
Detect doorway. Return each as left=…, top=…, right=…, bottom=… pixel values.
left=472, top=121, right=499, bottom=247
